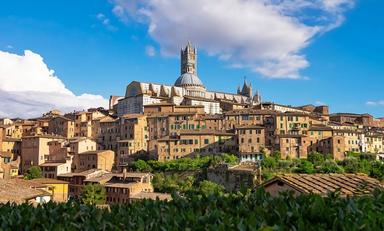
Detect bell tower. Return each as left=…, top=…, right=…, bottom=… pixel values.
left=180, top=41, right=197, bottom=75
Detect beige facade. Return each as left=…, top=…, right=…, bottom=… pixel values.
left=364, top=134, right=384, bottom=153
left=278, top=135, right=309, bottom=159
left=0, top=138, right=21, bottom=159
left=275, top=112, right=310, bottom=136
left=68, top=137, right=97, bottom=155
left=40, top=159, right=72, bottom=179
left=333, top=130, right=362, bottom=153
left=48, top=116, right=75, bottom=138
left=21, top=135, right=66, bottom=173
left=236, top=125, right=265, bottom=154
left=74, top=150, right=115, bottom=172
left=156, top=130, right=236, bottom=161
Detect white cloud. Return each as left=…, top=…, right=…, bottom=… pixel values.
left=110, top=0, right=354, bottom=79
left=145, top=45, right=156, bottom=57
left=366, top=101, right=384, bottom=107
left=96, top=13, right=118, bottom=31
left=0, top=50, right=108, bottom=118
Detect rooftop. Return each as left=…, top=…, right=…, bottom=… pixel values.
left=263, top=174, right=384, bottom=197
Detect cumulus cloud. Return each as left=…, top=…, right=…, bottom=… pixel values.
left=0, top=50, right=108, bottom=118
left=366, top=101, right=384, bottom=107
left=109, top=0, right=354, bottom=79
left=145, top=45, right=156, bottom=57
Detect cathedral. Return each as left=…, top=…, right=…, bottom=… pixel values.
left=115, top=42, right=262, bottom=116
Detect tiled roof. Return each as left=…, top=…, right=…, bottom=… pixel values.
left=263, top=174, right=384, bottom=197
left=30, top=178, right=69, bottom=185
left=0, top=179, right=51, bottom=204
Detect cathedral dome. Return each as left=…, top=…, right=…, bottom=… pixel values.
left=174, top=73, right=204, bottom=87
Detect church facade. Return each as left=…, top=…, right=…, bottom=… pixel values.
left=116, top=42, right=261, bottom=116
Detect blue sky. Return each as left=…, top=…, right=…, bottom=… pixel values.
left=0, top=0, right=383, bottom=118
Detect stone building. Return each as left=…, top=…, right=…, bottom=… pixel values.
left=48, top=116, right=75, bottom=138
left=73, top=150, right=115, bottom=172
left=115, top=42, right=261, bottom=116
left=235, top=125, right=266, bottom=161
left=21, top=135, right=66, bottom=173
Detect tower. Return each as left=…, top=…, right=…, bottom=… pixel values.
left=180, top=41, right=197, bottom=75
left=253, top=90, right=262, bottom=105
left=240, top=77, right=252, bottom=98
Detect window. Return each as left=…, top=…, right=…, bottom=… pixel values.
left=204, top=139, right=209, bottom=144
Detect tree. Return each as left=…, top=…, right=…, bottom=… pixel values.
left=342, top=158, right=360, bottom=173
left=222, top=153, right=238, bottom=165
left=295, top=160, right=314, bottom=174
left=198, top=180, right=225, bottom=196
left=271, top=151, right=281, bottom=160
left=24, top=166, right=42, bottom=180
left=133, top=160, right=153, bottom=172
left=262, top=156, right=277, bottom=170
left=319, top=160, right=344, bottom=173
left=81, top=184, right=106, bottom=205
left=307, top=152, right=325, bottom=166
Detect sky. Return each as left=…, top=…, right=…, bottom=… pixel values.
left=0, top=0, right=383, bottom=118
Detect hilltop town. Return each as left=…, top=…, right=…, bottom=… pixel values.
left=1, top=43, right=384, bottom=204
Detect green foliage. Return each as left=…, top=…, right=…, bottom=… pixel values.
left=24, top=166, right=42, bottom=180
left=132, top=159, right=153, bottom=172
left=261, top=157, right=277, bottom=170
left=307, top=152, right=326, bottom=166
left=341, top=157, right=360, bottom=173
left=319, top=160, right=344, bottom=173
left=271, top=151, right=281, bottom=160
left=198, top=180, right=225, bottom=196
left=360, top=153, right=377, bottom=161
left=370, top=161, right=384, bottom=180
left=222, top=153, right=238, bottom=165
left=295, top=160, right=314, bottom=174
left=81, top=184, right=106, bottom=205
left=137, top=154, right=238, bottom=173
left=1, top=189, right=384, bottom=230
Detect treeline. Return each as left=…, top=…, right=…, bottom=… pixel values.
left=262, top=152, right=384, bottom=180
left=1, top=189, right=384, bottom=230
left=132, top=153, right=238, bottom=172
left=132, top=154, right=238, bottom=194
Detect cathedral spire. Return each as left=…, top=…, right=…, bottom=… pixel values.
left=180, top=42, right=197, bottom=75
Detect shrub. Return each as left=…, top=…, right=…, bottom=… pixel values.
left=262, top=157, right=277, bottom=170
left=24, top=166, right=42, bottom=180
left=295, top=160, right=314, bottom=174
left=1, top=189, right=384, bottom=230
left=307, top=152, right=325, bottom=166
left=81, top=184, right=106, bottom=205
left=342, top=158, right=360, bottom=173
left=133, top=160, right=153, bottom=172
left=198, top=180, right=225, bottom=196
left=319, top=160, right=344, bottom=173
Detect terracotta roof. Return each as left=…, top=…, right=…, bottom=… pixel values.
left=235, top=125, right=265, bottom=129
left=78, top=150, right=113, bottom=155
left=263, top=174, right=384, bottom=197
left=30, top=178, right=69, bottom=184
left=121, top=114, right=146, bottom=119
left=309, top=126, right=333, bottom=131
left=39, top=162, right=67, bottom=167
left=225, top=109, right=276, bottom=116
left=0, top=179, right=51, bottom=204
